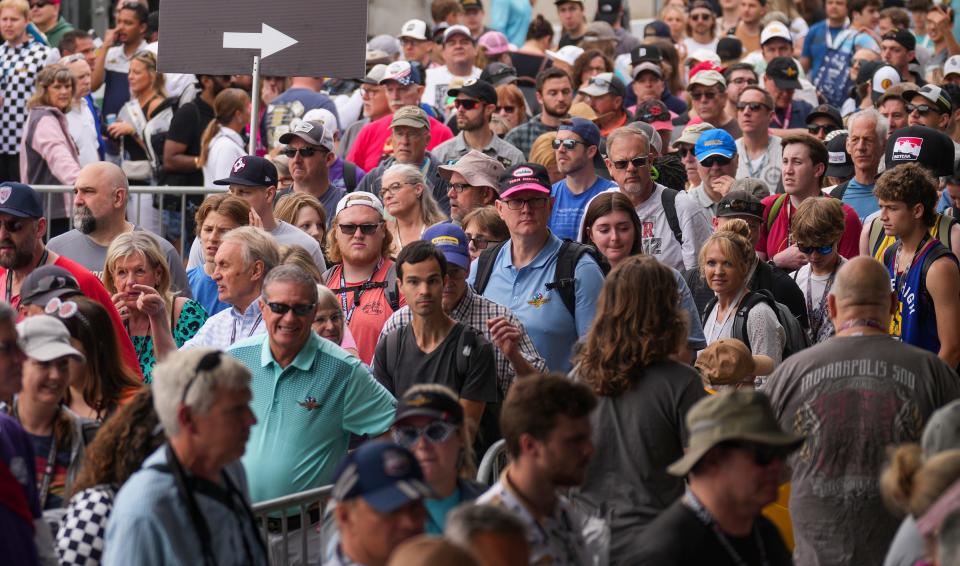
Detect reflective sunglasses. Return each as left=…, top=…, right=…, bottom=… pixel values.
left=496, top=105, right=516, bottom=113
left=552, top=138, right=588, bottom=151
left=736, top=101, right=771, bottom=112
left=454, top=98, right=482, bottom=111
left=465, top=234, right=501, bottom=249
left=265, top=302, right=317, bottom=316
left=798, top=244, right=835, bottom=255
left=806, top=124, right=838, bottom=135
left=503, top=197, right=549, bottom=210
left=393, top=421, right=458, bottom=448
left=700, top=155, right=732, bottom=168
left=690, top=90, right=719, bottom=101
left=282, top=147, right=323, bottom=158
left=338, top=222, right=382, bottom=235
left=610, top=155, right=649, bottom=169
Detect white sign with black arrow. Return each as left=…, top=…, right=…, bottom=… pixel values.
left=222, top=23, right=299, bottom=60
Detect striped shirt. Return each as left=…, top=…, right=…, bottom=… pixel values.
left=180, top=300, right=265, bottom=351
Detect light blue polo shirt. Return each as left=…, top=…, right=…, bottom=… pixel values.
left=468, top=233, right=605, bottom=372
left=228, top=332, right=396, bottom=504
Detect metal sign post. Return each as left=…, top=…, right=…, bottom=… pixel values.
left=248, top=56, right=261, bottom=155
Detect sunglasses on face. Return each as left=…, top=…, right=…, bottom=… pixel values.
left=392, top=421, right=458, bottom=448
left=676, top=146, right=694, bottom=159
left=726, top=441, right=791, bottom=467
left=610, top=155, right=649, bottom=170
left=338, top=222, right=382, bottom=236
left=497, top=106, right=517, bottom=113
left=700, top=155, right=732, bottom=168
left=454, top=98, right=482, bottom=111
left=737, top=101, right=771, bottom=112
left=266, top=302, right=317, bottom=316
left=29, top=0, right=51, bottom=8
left=806, top=124, right=838, bottom=135
left=465, top=234, right=501, bottom=249
left=552, top=138, right=588, bottom=151
left=690, top=12, right=713, bottom=21
left=282, top=147, right=324, bottom=159
left=907, top=103, right=943, bottom=116
left=798, top=244, right=835, bottom=255
left=690, top=90, right=718, bottom=101
left=0, top=219, right=28, bottom=233
left=503, top=197, right=549, bottom=210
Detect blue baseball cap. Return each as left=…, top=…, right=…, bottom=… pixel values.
left=331, top=442, right=433, bottom=513
left=558, top=117, right=601, bottom=148
left=0, top=182, right=43, bottom=219
left=422, top=223, right=470, bottom=271
left=694, top=129, right=737, bottom=162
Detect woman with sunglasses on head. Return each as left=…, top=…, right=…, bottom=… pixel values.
left=381, top=163, right=448, bottom=256
left=45, top=297, right=142, bottom=422
left=103, top=232, right=207, bottom=383
left=186, top=194, right=251, bottom=316
left=55, top=389, right=163, bottom=566
left=790, top=197, right=846, bottom=344
left=571, top=255, right=707, bottom=564
left=460, top=206, right=509, bottom=262
left=199, top=88, right=251, bottom=188
left=700, top=220, right=785, bottom=386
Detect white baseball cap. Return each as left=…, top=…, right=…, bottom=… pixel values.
left=545, top=45, right=584, bottom=67
left=945, top=55, right=960, bottom=79
left=871, top=65, right=902, bottom=102
left=17, top=315, right=84, bottom=363
left=335, top=192, right=385, bottom=218
left=760, top=22, right=792, bottom=45
left=398, top=19, right=429, bottom=41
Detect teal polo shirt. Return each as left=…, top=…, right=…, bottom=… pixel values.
left=229, top=332, right=397, bottom=504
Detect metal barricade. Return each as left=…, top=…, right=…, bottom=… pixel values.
left=31, top=185, right=225, bottom=257
left=251, top=484, right=333, bottom=566
left=476, top=438, right=508, bottom=486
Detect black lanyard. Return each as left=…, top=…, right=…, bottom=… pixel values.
left=806, top=264, right=838, bottom=342
left=682, top=488, right=769, bottom=566
left=230, top=312, right=263, bottom=344
left=336, top=259, right=384, bottom=324
left=6, top=249, right=48, bottom=304
left=37, top=408, right=59, bottom=509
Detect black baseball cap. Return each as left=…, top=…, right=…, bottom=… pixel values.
left=717, top=37, right=743, bottom=63
left=0, top=183, right=43, bottom=219
left=595, top=0, right=623, bottom=24
left=766, top=57, right=802, bottom=90
left=448, top=78, right=498, bottom=105
left=631, top=45, right=662, bottom=66
left=213, top=155, right=279, bottom=188
left=825, top=133, right=854, bottom=178
left=806, top=104, right=843, bottom=128
left=717, top=189, right=764, bottom=220
left=481, top=62, right=518, bottom=87
left=885, top=125, right=956, bottom=177
left=882, top=28, right=916, bottom=51
left=20, top=265, right=80, bottom=307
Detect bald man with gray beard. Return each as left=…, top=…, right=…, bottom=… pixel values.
left=761, top=257, right=960, bottom=566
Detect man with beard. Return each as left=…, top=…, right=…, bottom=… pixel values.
left=548, top=118, right=616, bottom=240
left=431, top=79, right=525, bottom=168
left=505, top=68, right=574, bottom=158
left=476, top=373, right=596, bottom=564
left=47, top=162, right=189, bottom=295
left=0, top=181, right=141, bottom=375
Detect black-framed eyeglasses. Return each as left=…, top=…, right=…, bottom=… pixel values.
left=690, top=90, right=718, bottom=101
left=0, top=218, right=28, bottom=233
left=552, top=138, right=588, bottom=151
left=266, top=302, right=317, bottom=316
left=181, top=351, right=221, bottom=406
left=496, top=105, right=516, bottom=113
left=339, top=222, right=382, bottom=236
left=737, top=101, right=771, bottom=112
left=282, top=147, right=324, bottom=159
left=465, top=234, right=501, bottom=250
left=798, top=244, right=835, bottom=255
left=449, top=183, right=477, bottom=193
left=610, top=155, right=649, bottom=170
left=454, top=99, right=482, bottom=111
left=393, top=421, right=457, bottom=448
left=700, top=155, right=732, bottom=168
left=503, top=197, right=549, bottom=210
left=806, top=124, right=838, bottom=135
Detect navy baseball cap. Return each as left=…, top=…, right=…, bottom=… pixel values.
left=695, top=129, right=737, bottom=162
left=422, top=223, right=470, bottom=271
left=0, top=183, right=43, bottom=218
left=394, top=388, right=465, bottom=425
left=558, top=117, right=601, bottom=147
left=331, top=442, right=433, bottom=513
left=214, top=156, right=279, bottom=188
left=644, top=21, right=671, bottom=39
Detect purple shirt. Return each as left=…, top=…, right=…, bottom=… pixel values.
left=0, top=412, right=40, bottom=565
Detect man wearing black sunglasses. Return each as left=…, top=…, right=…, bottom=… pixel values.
left=549, top=117, right=616, bottom=240
left=431, top=79, right=524, bottom=170
left=636, top=390, right=799, bottom=565
left=905, top=85, right=954, bottom=133
left=683, top=70, right=741, bottom=141
left=278, top=118, right=344, bottom=225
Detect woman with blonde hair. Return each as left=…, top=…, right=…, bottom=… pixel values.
left=494, top=83, right=528, bottom=132
left=700, top=220, right=785, bottom=384
left=380, top=163, right=447, bottom=255
left=103, top=231, right=207, bottom=382
left=572, top=255, right=706, bottom=563
left=278, top=244, right=323, bottom=283
left=186, top=194, right=251, bottom=316
left=21, top=63, right=80, bottom=236
left=313, top=285, right=359, bottom=358
left=199, top=87, right=251, bottom=187
left=107, top=50, right=166, bottom=184
left=274, top=192, right=328, bottom=248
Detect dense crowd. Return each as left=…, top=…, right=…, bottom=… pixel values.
left=5, top=0, right=960, bottom=564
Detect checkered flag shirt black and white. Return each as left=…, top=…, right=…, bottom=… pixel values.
left=56, top=485, right=116, bottom=566
left=0, top=40, right=52, bottom=155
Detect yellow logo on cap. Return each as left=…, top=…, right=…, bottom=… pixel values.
left=785, top=67, right=797, bottom=77
left=406, top=395, right=431, bottom=407
left=881, top=78, right=893, bottom=89
left=431, top=235, right=460, bottom=246
left=705, top=139, right=722, bottom=146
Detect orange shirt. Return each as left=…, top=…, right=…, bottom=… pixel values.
left=328, top=260, right=406, bottom=364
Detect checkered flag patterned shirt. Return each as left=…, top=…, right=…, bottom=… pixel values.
left=0, top=40, right=51, bottom=155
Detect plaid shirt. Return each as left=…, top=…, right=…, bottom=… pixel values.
left=504, top=114, right=556, bottom=160
left=0, top=39, right=51, bottom=154
left=379, top=286, right=546, bottom=398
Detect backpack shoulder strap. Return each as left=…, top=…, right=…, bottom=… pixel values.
left=472, top=241, right=509, bottom=295
left=342, top=161, right=358, bottom=192
left=732, top=291, right=771, bottom=352
left=831, top=181, right=849, bottom=200
left=382, top=327, right=404, bottom=383
left=869, top=216, right=887, bottom=258
left=545, top=240, right=579, bottom=316
left=935, top=214, right=957, bottom=250
left=385, top=263, right=400, bottom=312
left=455, top=324, right=478, bottom=377
left=704, top=295, right=719, bottom=324
left=766, top=194, right=789, bottom=233
left=660, top=188, right=683, bottom=244
left=882, top=242, right=897, bottom=270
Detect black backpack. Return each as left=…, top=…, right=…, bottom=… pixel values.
left=660, top=187, right=684, bottom=244
left=323, top=263, right=401, bottom=312
left=379, top=323, right=477, bottom=381
left=473, top=240, right=610, bottom=317
left=705, top=289, right=811, bottom=359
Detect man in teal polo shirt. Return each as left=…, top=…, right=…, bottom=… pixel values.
left=228, top=264, right=396, bottom=564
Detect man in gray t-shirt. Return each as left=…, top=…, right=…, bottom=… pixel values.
left=762, top=257, right=960, bottom=566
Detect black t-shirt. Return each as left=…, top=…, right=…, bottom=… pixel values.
left=163, top=97, right=215, bottom=186
left=373, top=322, right=498, bottom=403
left=633, top=499, right=793, bottom=566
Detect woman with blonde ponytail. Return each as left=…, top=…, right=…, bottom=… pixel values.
left=200, top=87, right=251, bottom=187
left=699, top=219, right=785, bottom=383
